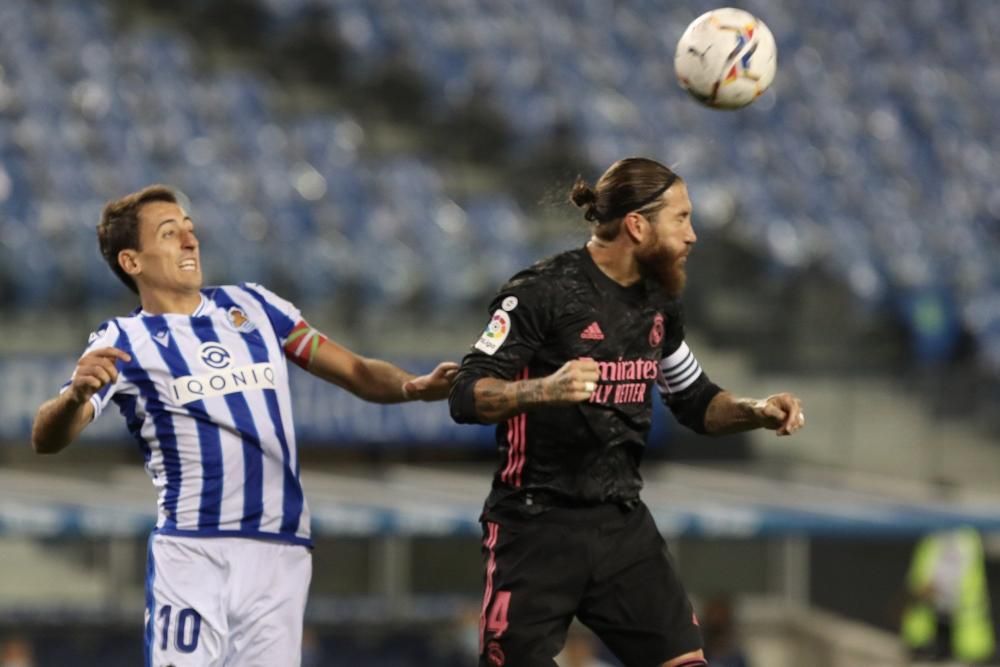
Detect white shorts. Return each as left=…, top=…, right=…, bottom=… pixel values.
left=144, top=534, right=312, bottom=667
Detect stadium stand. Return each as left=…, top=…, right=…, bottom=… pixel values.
left=2, top=0, right=999, bottom=373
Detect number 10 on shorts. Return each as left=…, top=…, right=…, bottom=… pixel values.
left=158, top=605, right=202, bottom=653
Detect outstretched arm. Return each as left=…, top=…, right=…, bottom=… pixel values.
left=704, top=391, right=805, bottom=436
left=292, top=326, right=456, bottom=403
left=32, top=347, right=131, bottom=454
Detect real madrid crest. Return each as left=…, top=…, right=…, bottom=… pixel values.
left=227, top=306, right=257, bottom=333
left=649, top=312, right=664, bottom=347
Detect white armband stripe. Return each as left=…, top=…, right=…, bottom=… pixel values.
left=662, top=341, right=692, bottom=370
left=658, top=340, right=704, bottom=394
left=662, top=353, right=696, bottom=381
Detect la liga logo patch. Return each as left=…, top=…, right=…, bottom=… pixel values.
left=474, top=309, right=511, bottom=356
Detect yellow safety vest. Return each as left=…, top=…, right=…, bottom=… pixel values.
left=901, top=528, right=995, bottom=662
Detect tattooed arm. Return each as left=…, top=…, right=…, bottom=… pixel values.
left=449, top=272, right=558, bottom=425
left=468, top=359, right=600, bottom=424
left=703, top=391, right=805, bottom=437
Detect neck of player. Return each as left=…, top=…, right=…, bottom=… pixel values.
left=139, top=287, right=203, bottom=316
left=586, top=237, right=642, bottom=287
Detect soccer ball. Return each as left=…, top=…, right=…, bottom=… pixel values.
left=674, top=7, right=777, bottom=109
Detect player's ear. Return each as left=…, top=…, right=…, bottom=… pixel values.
left=622, top=211, right=647, bottom=244
left=119, top=249, right=141, bottom=278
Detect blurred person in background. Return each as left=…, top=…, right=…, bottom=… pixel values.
left=0, top=637, right=35, bottom=667
left=450, top=157, right=805, bottom=667
left=301, top=626, right=324, bottom=667
left=445, top=604, right=486, bottom=663
left=30, top=185, right=458, bottom=667
left=555, top=623, right=615, bottom=667
left=701, top=597, right=750, bottom=667
left=902, top=526, right=994, bottom=664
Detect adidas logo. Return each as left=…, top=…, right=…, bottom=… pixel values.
left=580, top=321, right=604, bottom=340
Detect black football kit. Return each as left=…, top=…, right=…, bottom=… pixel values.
left=450, top=247, right=722, bottom=666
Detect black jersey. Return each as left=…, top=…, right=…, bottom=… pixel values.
left=450, top=247, right=721, bottom=509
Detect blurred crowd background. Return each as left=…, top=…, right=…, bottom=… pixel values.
left=2, top=0, right=1000, bottom=665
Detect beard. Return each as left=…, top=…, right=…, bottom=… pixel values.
left=635, top=238, right=687, bottom=298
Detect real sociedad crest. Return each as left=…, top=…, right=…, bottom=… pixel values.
left=226, top=306, right=256, bottom=333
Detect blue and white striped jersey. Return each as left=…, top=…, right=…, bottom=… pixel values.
left=64, top=283, right=312, bottom=546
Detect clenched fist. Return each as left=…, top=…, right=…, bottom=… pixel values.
left=751, top=393, right=805, bottom=436
left=541, top=358, right=601, bottom=405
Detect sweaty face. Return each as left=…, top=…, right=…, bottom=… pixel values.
left=634, top=181, right=696, bottom=298
left=130, top=201, right=202, bottom=295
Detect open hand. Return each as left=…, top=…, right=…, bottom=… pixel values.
left=402, top=362, right=460, bottom=401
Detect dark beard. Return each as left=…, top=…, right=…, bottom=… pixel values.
left=636, top=243, right=686, bottom=298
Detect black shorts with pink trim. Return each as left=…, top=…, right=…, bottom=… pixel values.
left=477, top=499, right=703, bottom=667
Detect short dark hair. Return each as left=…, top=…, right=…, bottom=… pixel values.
left=569, top=157, right=682, bottom=240
left=97, top=185, right=179, bottom=293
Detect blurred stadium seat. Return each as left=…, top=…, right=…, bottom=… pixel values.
left=1, top=0, right=999, bottom=370
left=0, top=0, right=534, bottom=317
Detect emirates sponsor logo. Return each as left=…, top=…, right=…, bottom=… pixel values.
left=596, top=358, right=659, bottom=382
left=588, top=357, right=659, bottom=405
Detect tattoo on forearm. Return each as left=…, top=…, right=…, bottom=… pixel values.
left=476, top=378, right=546, bottom=421
left=477, top=382, right=514, bottom=419
left=515, top=381, right=545, bottom=406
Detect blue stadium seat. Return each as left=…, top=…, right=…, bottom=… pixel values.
left=2, top=0, right=999, bottom=370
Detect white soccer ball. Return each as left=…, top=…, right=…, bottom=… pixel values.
left=674, top=7, right=777, bottom=109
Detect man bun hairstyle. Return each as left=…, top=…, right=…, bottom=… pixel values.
left=97, top=184, right=179, bottom=294
left=570, top=179, right=600, bottom=222
left=569, top=157, right=682, bottom=240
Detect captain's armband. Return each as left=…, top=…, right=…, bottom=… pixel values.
left=284, top=320, right=329, bottom=370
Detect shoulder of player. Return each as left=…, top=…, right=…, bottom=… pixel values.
left=661, top=296, right=683, bottom=317
left=85, top=317, right=122, bottom=344
left=229, top=281, right=298, bottom=310
left=503, top=249, right=585, bottom=291
left=202, top=283, right=275, bottom=312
